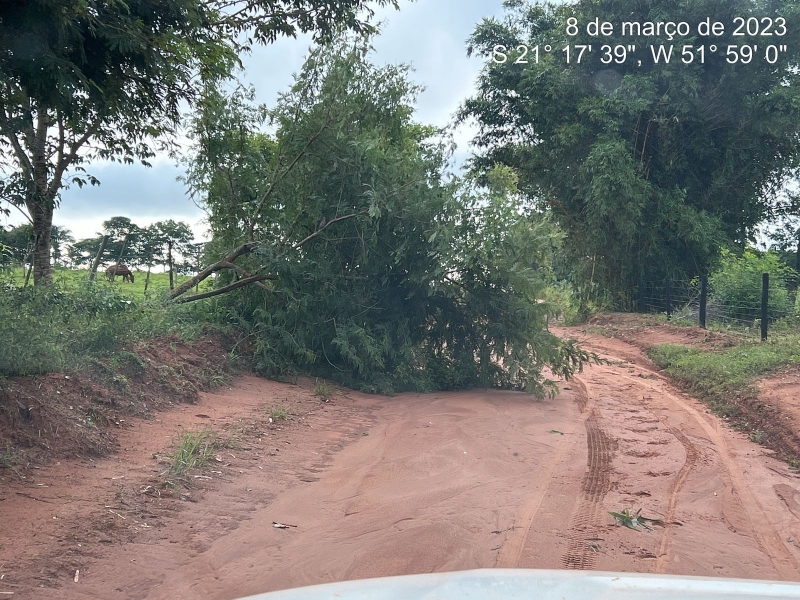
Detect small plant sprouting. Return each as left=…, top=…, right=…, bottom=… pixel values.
left=609, top=508, right=663, bottom=531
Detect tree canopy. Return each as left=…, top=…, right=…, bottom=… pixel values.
left=0, top=0, right=399, bottom=285
left=460, top=0, right=800, bottom=305
left=179, top=37, right=592, bottom=395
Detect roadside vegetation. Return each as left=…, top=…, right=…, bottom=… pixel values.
left=649, top=337, right=800, bottom=417
left=0, top=271, right=221, bottom=377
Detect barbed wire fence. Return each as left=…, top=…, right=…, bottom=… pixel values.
left=636, top=273, right=799, bottom=340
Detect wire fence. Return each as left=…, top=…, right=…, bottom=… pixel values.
left=637, top=273, right=799, bottom=340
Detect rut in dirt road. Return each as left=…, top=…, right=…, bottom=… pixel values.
left=556, top=330, right=800, bottom=581
left=561, top=392, right=615, bottom=570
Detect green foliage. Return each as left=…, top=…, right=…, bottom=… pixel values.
left=649, top=339, right=800, bottom=414
left=710, top=250, right=795, bottom=320
left=460, top=0, right=800, bottom=303
left=267, top=406, right=290, bottom=421
left=168, top=427, right=219, bottom=478
left=313, top=379, right=334, bottom=400
left=0, top=0, right=398, bottom=285
left=0, top=281, right=137, bottom=375
left=185, top=37, right=593, bottom=397
left=609, top=508, right=662, bottom=531
left=0, top=272, right=217, bottom=376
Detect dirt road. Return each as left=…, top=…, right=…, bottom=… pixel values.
left=5, top=329, right=800, bottom=598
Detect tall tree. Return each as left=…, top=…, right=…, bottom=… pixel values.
left=0, top=0, right=400, bottom=285
left=49, top=225, right=74, bottom=267
left=460, top=0, right=800, bottom=304
left=152, top=220, right=194, bottom=289
left=67, top=217, right=141, bottom=268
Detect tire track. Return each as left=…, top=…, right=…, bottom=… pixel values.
left=653, top=423, right=699, bottom=573
left=560, top=375, right=615, bottom=570
left=494, top=415, right=580, bottom=568
left=583, top=344, right=800, bottom=579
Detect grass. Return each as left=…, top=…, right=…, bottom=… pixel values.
left=649, top=334, right=800, bottom=405
left=267, top=405, right=290, bottom=421
left=167, top=427, right=220, bottom=478
left=0, top=444, right=24, bottom=479
left=313, top=378, right=334, bottom=401
left=647, top=332, right=800, bottom=458
left=6, top=266, right=199, bottom=300
left=609, top=508, right=662, bottom=531
left=0, top=268, right=230, bottom=377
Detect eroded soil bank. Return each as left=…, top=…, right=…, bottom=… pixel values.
left=3, top=320, right=800, bottom=598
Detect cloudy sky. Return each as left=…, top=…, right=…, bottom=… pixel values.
left=7, top=1, right=507, bottom=243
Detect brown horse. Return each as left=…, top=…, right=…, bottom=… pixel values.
left=106, top=264, right=134, bottom=283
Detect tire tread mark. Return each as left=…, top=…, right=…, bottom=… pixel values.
left=561, top=375, right=614, bottom=570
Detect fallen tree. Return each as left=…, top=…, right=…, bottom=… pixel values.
left=176, top=37, right=594, bottom=396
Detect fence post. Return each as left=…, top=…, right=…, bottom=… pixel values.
left=761, top=272, right=769, bottom=342
left=699, top=274, right=707, bottom=329
left=665, top=277, right=672, bottom=320
left=638, top=275, right=645, bottom=312
left=88, top=235, right=110, bottom=283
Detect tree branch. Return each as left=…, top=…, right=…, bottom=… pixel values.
left=247, top=115, right=330, bottom=241
left=48, top=115, right=103, bottom=199
left=172, top=274, right=276, bottom=303
left=296, top=209, right=368, bottom=248
left=169, top=242, right=255, bottom=299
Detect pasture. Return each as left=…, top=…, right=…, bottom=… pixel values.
left=3, top=266, right=200, bottom=300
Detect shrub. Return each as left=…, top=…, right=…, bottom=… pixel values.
left=0, top=279, right=186, bottom=376
left=709, top=249, right=794, bottom=322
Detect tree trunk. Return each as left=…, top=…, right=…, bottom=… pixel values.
left=27, top=110, right=55, bottom=285
left=89, top=235, right=110, bottom=282
left=167, top=241, right=174, bottom=290
left=29, top=196, right=54, bottom=286
left=117, top=234, right=130, bottom=265
left=795, top=233, right=800, bottom=273
left=145, top=257, right=152, bottom=292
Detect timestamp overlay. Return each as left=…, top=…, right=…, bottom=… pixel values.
left=492, top=16, right=789, bottom=66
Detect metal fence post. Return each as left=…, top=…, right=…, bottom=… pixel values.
left=699, top=274, right=707, bottom=329
left=665, top=277, right=672, bottom=320
left=761, top=273, right=769, bottom=342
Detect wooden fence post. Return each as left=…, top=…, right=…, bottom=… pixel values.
left=89, top=235, right=110, bottom=282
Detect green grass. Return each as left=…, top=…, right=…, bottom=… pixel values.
left=0, top=269, right=228, bottom=377
left=167, top=427, right=219, bottom=478
left=6, top=266, right=200, bottom=300
left=313, top=378, right=334, bottom=401
left=267, top=405, right=290, bottom=421
left=648, top=333, right=800, bottom=417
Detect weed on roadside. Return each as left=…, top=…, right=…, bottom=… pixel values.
left=609, top=508, right=663, bottom=531
left=313, top=378, right=333, bottom=401
left=0, top=444, right=24, bottom=479
left=167, top=427, right=219, bottom=478
left=267, top=406, right=290, bottom=422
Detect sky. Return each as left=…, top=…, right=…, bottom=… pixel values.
left=5, top=1, right=507, bottom=243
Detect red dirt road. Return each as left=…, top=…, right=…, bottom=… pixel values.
left=4, top=329, right=800, bottom=598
